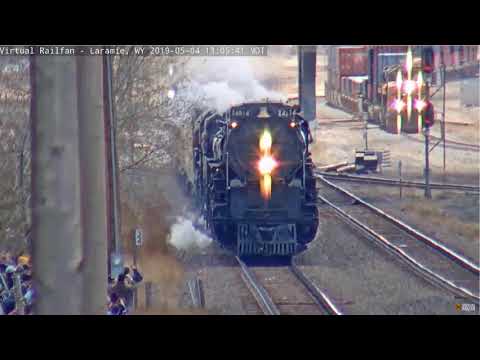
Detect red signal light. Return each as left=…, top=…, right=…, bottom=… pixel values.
left=423, top=101, right=435, bottom=128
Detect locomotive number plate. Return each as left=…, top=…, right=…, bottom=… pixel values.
left=278, top=108, right=294, bottom=117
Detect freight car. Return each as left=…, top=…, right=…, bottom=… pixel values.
left=187, top=101, right=319, bottom=258
left=326, top=45, right=479, bottom=134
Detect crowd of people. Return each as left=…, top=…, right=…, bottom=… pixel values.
left=0, top=252, right=34, bottom=315
left=1, top=251, right=143, bottom=315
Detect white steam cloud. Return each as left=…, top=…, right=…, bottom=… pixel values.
left=167, top=216, right=212, bottom=251
left=186, top=57, right=287, bottom=113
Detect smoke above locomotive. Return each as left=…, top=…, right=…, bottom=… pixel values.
left=188, top=101, right=319, bottom=258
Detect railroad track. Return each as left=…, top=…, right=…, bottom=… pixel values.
left=430, top=135, right=480, bottom=151
left=403, top=133, right=480, bottom=152
left=315, top=171, right=480, bottom=192
left=236, top=256, right=342, bottom=315
left=316, top=175, right=480, bottom=305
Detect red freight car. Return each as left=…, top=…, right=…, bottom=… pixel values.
left=326, top=46, right=367, bottom=108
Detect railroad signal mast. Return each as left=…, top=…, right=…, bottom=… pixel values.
left=393, top=46, right=436, bottom=198
left=390, top=47, right=433, bottom=134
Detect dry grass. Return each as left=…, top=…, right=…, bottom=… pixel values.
left=400, top=199, right=479, bottom=241
left=120, top=190, right=190, bottom=314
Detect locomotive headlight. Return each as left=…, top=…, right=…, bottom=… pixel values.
left=258, top=129, right=275, bottom=199
left=259, top=130, right=272, bottom=151
left=258, top=155, right=277, bottom=175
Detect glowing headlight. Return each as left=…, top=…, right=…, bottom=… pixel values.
left=392, top=99, right=406, bottom=113
left=258, top=155, right=277, bottom=175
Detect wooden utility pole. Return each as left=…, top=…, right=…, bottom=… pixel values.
left=103, top=55, right=122, bottom=277
left=77, top=55, right=108, bottom=314
left=30, top=55, right=84, bottom=314
left=298, top=45, right=317, bottom=140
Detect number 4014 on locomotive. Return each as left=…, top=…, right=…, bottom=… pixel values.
left=188, top=101, right=319, bottom=259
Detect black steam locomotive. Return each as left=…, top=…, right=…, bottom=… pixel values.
left=191, top=101, right=318, bottom=258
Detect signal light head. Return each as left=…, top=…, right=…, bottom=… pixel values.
left=230, top=121, right=238, bottom=129
left=289, top=121, right=296, bottom=128
left=415, top=99, right=426, bottom=112
left=403, top=80, right=416, bottom=95
left=392, top=99, right=406, bottom=113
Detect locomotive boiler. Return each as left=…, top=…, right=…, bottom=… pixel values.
left=190, top=101, right=318, bottom=258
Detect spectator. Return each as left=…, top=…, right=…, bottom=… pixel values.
left=1, top=291, right=16, bottom=315
left=22, top=281, right=35, bottom=315
left=107, top=276, right=116, bottom=296
left=111, top=274, right=134, bottom=309
left=131, top=266, right=143, bottom=284
left=123, top=267, right=135, bottom=286
left=5, top=266, right=15, bottom=290
left=107, top=293, right=126, bottom=315
left=0, top=264, right=7, bottom=292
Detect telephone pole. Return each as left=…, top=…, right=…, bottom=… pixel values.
left=77, top=54, right=108, bottom=314
left=298, top=45, right=317, bottom=141
left=30, top=54, right=84, bottom=314
left=103, top=54, right=123, bottom=278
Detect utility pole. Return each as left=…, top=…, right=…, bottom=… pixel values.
left=30, top=54, right=84, bottom=314
left=103, top=54, right=123, bottom=278
left=298, top=45, right=317, bottom=141
left=77, top=54, right=108, bottom=314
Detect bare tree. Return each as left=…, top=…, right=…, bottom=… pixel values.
left=112, top=52, right=198, bottom=173
left=0, top=57, right=31, bottom=253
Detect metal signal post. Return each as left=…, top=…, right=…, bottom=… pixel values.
left=423, top=126, right=432, bottom=199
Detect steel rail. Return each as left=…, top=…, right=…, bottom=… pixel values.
left=315, top=172, right=480, bottom=192
left=290, top=261, right=343, bottom=315
left=318, top=175, right=480, bottom=276
left=403, top=133, right=480, bottom=152
left=430, top=135, right=480, bottom=150
left=236, top=256, right=280, bottom=315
